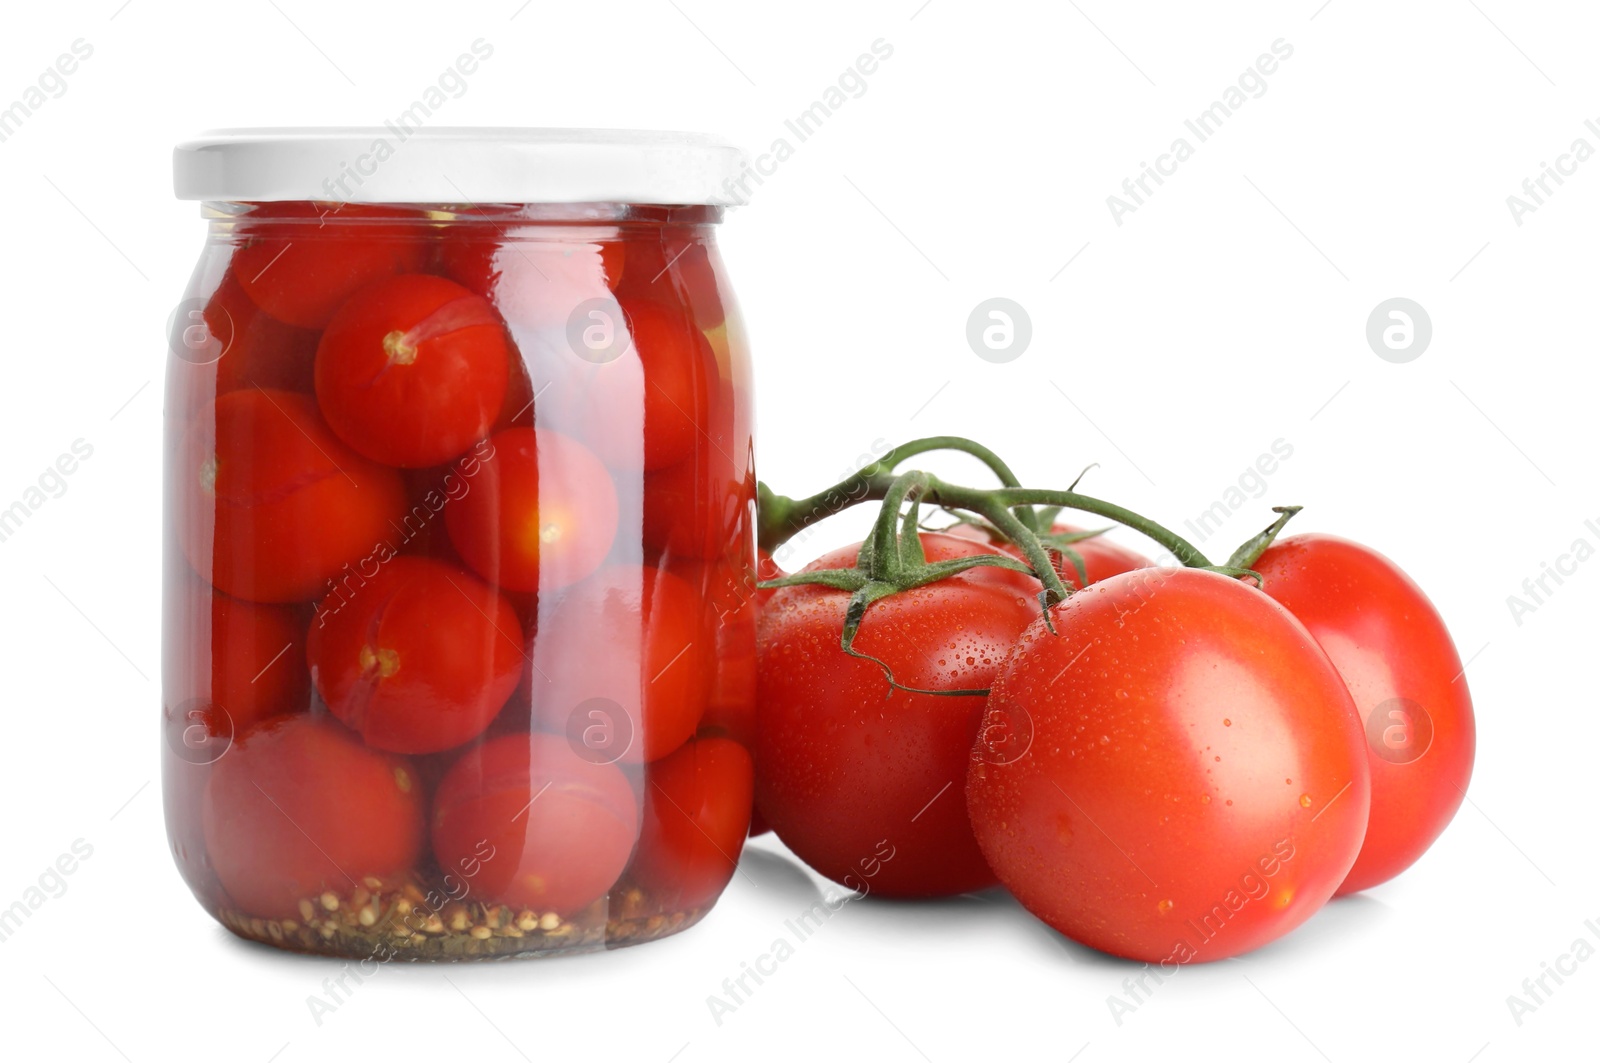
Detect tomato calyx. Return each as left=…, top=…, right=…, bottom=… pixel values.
left=934, top=509, right=1116, bottom=590
left=761, top=472, right=1040, bottom=697
left=1225, top=505, right=1305, bottom=575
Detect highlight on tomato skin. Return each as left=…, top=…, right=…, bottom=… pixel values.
left=314, top=273, right=511, bottom=468
left=176, top=388, right=409, bottom=604
left=754, top=533, right=1042, bottom=899
left=1252, top=533, right=1476, bottom=896
left=430, top=733, right=640, bottom=916
left=966, top=568, right=1372, bottom=964
left=307, top=556, right=524, bottom=755
left=443, top=426, right=619, bottom=594
left=203, top=714, right=425, bottom=920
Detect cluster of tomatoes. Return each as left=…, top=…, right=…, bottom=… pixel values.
left=165, top=203, right=759, bottom=931
left=752, top=507, right=1476, bottom=963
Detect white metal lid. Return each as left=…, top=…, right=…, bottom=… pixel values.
left=173, top=127, right=749, bottom=206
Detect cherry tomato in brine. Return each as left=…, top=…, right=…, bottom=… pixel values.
left=629, top=736, right=754, bottom=912
left=616, top=231, right=727, bottom=332
left=439, top=232, right=624, bottom=332
left=308, top=556, right=524, bottom=755
left=530, top=564, right=712, bottom=763
left=444, top=427, right=618, bottom=593
left=233, top=203, right=426, bottom=329
left=177, top=389, right=408, bottom=603
left=176, top=587, right=309, bottom=736
left=315, top=274, right=510, bottom=468
left=537, top=296, right=714, bottom=473
left=431, top=733, right=639, bottom=915
left=205, top=273, right=320, bottom=396
left=204, top=715, right=424, bottom=919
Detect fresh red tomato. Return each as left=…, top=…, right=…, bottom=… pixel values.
left=232, top=203, right=426, bottom=330
left=444, top=427, right=618, bottom=593
left=967, top=567, right=1370, bottom=963
left=431, top=732, right=639, bottom=915
left=948, top=520, right=1152, bottom=590
left=531, top=564, right=712, bottom=763
left=629, top=736, right=754, bottom=911
left=315, top=274, right=510, bottom=468
left=755, top=548, right=784, bottom=607
left=755, top=533, right=1042, bottom=898
left=307, top=556, right=523, bottom=754
left=177, top=389, right=408, bottom=603
left=1252, top=534, right=1475, bottom=895
left=204, top=715, right=424, bottom=919
left=439, top=232, right=624, bottom=331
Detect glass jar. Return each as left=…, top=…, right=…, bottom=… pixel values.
left=164, top=129, right=757, bottom=959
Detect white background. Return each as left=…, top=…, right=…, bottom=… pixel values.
left=0, top=1, right=1595, bottom=1060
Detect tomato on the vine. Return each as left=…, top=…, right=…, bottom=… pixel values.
left=1252, top=534, right=1475, bottom=895
left=204, top=715, right=424, bottom=919
left=307, top=556, right=523, bottom=754
left=315, top=274, right=510, bottom=468
left=967, top=567, right=1370, bottom=963
left=629, top=736, right=754, bottom=912
left=444, top=427, right=618, bottom=593
left=430, top=733, right=639, bottom=915
left=755, top=532, right=1042, bottom=897
left=177, top=389, right=408, bottom=603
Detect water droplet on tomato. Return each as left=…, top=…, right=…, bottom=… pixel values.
left=1299, top=793, right=1312, bottom=808
left=1200, top=794, right=1211, bottom=804
left=1157, top=899, right=1174, bottom=914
